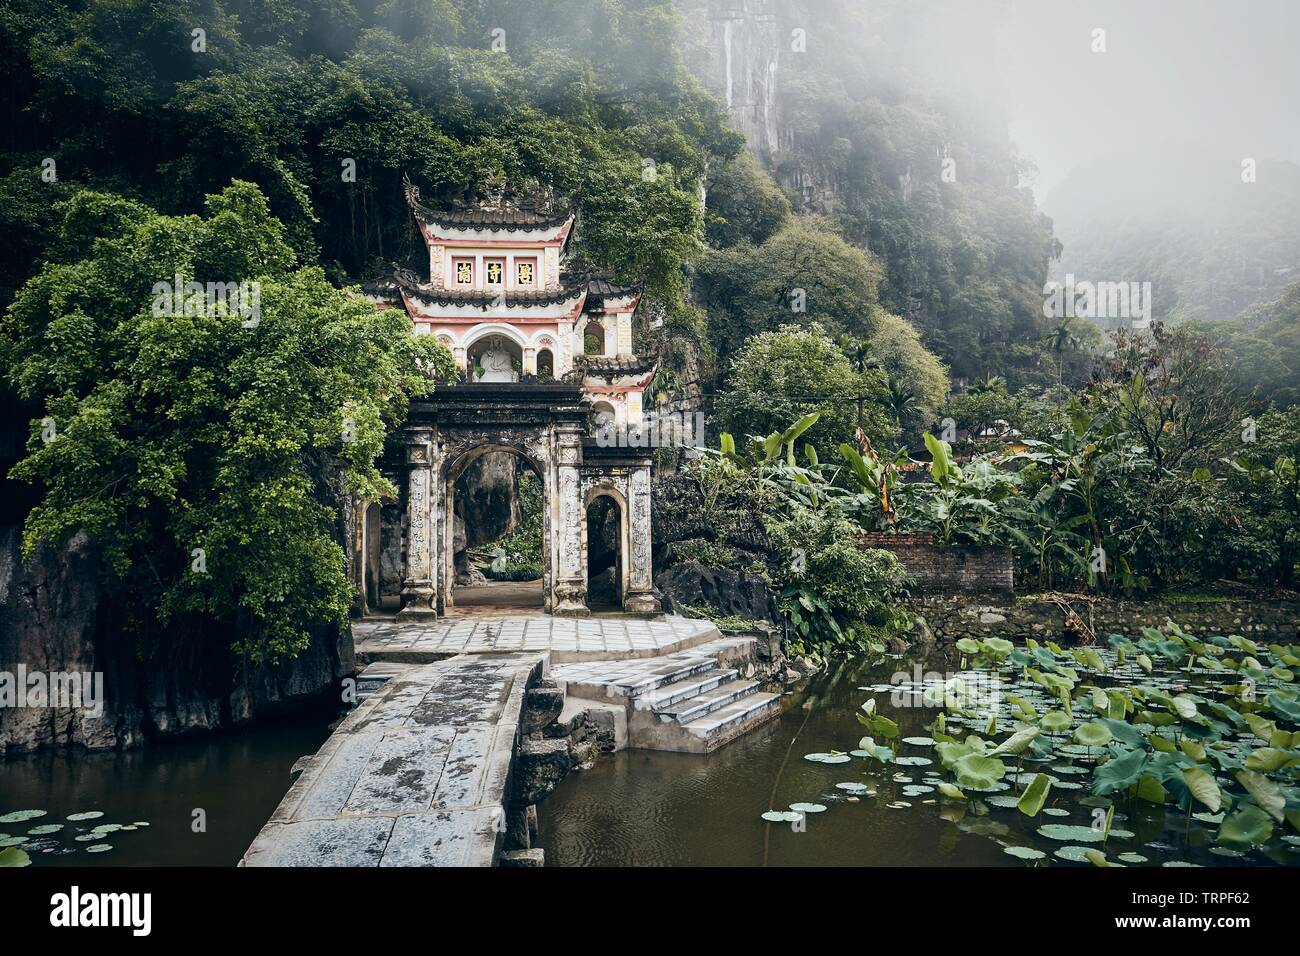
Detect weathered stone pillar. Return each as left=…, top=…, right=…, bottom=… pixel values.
left=624, top=464, right=658, bottom=613
left=552, top=426, right=589, bottom=616
left=347, top=495, right=366, bottom=618
left=397, top=427, right=437, bottom=620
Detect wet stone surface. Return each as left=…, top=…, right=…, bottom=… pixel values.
left=240, top=654, right=544, bottom=867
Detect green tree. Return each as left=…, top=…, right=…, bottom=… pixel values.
left=703, top=150, right=791, bottom=248
left=1, top=182, right=455, bottom=659
left=715, top=323, right=896, bottom=455
left=866, top=309, right=949, bottom=435
left=696, top=216, right=886, bottom=359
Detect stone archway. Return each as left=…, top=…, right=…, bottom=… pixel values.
left=360, top=384, right=657, bottom=620
left=585, top=492, right=626, bottom=610
left=443, top=442, right=549, bottom=612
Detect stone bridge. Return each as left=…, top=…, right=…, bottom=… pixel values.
left=240, top=615, right=783, bottom=866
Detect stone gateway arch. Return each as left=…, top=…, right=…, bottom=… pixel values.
left=349, top=384, right=656, bottom=619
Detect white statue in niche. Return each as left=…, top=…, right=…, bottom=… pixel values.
left=476, top=336, right=518, bottom=382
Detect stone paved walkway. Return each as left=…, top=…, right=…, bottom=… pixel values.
left=241, top=654, right=543, bottom=867
left=244, top=613, right=733, bottom=866
left=354, top=613, right=719, bottom=663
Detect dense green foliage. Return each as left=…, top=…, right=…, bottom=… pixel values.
left=0, top=0, right=739, bottom=314
left=654, top=413, right=911, bottom=655
left=1190, top=282, right=1300, bottom=407
left=714, top=323, right=896, bottom=454
left=695, top=216, right=883, bottom=359
left=904, top=325, right=1297, bottom=595
left=477, top=467, right=545, bottom=580
left=1, top=182, right=455, bottom=658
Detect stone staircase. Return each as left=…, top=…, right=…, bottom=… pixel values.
left=552, top=636, right=782, bottom=753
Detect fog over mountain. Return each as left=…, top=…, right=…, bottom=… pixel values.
left=868, top=0, right=1300, bottom=323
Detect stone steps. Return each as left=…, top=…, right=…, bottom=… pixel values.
left=680, top=691, right=782, bottom=749
left=554, top=636, right=782, bottom=754
left=559, top=654, right=717, bottom=702
left=650, top=677, right=760, bottom=723
left=632, top=667, right=737, bottom=711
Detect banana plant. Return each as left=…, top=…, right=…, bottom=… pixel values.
left=839, top=441, right=908, bottom=526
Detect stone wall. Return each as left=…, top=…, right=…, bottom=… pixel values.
left=858, top=533, right=1014, bottom=595
left=906, top=594, right=1300, bottom=646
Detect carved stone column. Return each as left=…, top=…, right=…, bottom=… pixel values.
left=551, top=426, right=589, bottom=616
left=397, top=427, right=437, bottom=620
left=347, top=495, right=366, bottom=618
left=623, top=463, right=658, bottom=613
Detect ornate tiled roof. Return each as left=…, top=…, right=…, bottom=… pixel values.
left=586, top=276, right=642, bottom=301
left=573, top=352, right=660, bottom=375
left=403, top=285, right=586, bottom=307
left=404, top=175, right=572, bottom=232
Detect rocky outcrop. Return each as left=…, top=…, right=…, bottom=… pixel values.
left=453, top=452, right=523, bottom=581
left=0, top=524, right=353, bottom=754
left=681, top=0, right=783, bottom=163
left=655, top=560, right=780, bottom=623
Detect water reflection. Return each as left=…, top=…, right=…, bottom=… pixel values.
left=1, top=709, right=334, bottom=866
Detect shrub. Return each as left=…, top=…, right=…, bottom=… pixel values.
left=766, top=509, right=910, bottom=653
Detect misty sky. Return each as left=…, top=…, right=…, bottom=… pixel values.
left=905, top=0, right=1300, bottom=201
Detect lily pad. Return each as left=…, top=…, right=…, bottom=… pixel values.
left=27, top=824, right=63, bottom=835
left=789, top=802, right=826, bottom=814
left=1054, top=845, right=1093, bottom=862
left=984, top=795, right=1021, bottom=808
left=1004, top=846, right=1046, bottom=860
left=0, top=810, right=46, bottom=824
left=66, top=811, right=104, bottom=822
left=0, top=847, right=32, bottom=867
left=85, top=844, right=113, bottom=853
left=953, top=753, right=1007, bottom=790
left=1036, top=824, right=1105, bottom=843
left=1072, top=721, right=1114, bottom=748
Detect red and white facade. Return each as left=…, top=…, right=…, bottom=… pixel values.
left=374, top=183, right=656, bottom=425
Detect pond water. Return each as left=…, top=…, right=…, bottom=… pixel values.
left=539, top=643, right=1300, bottom=867
left=0, top=709, right=334, bottom=866
left=5, top=634, right=1297, bottom=869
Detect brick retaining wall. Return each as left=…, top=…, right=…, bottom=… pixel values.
left=858, top=533, right=1013, bottom=595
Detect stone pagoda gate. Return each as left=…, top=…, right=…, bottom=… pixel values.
left=350, top=384, right=656, bottom=619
